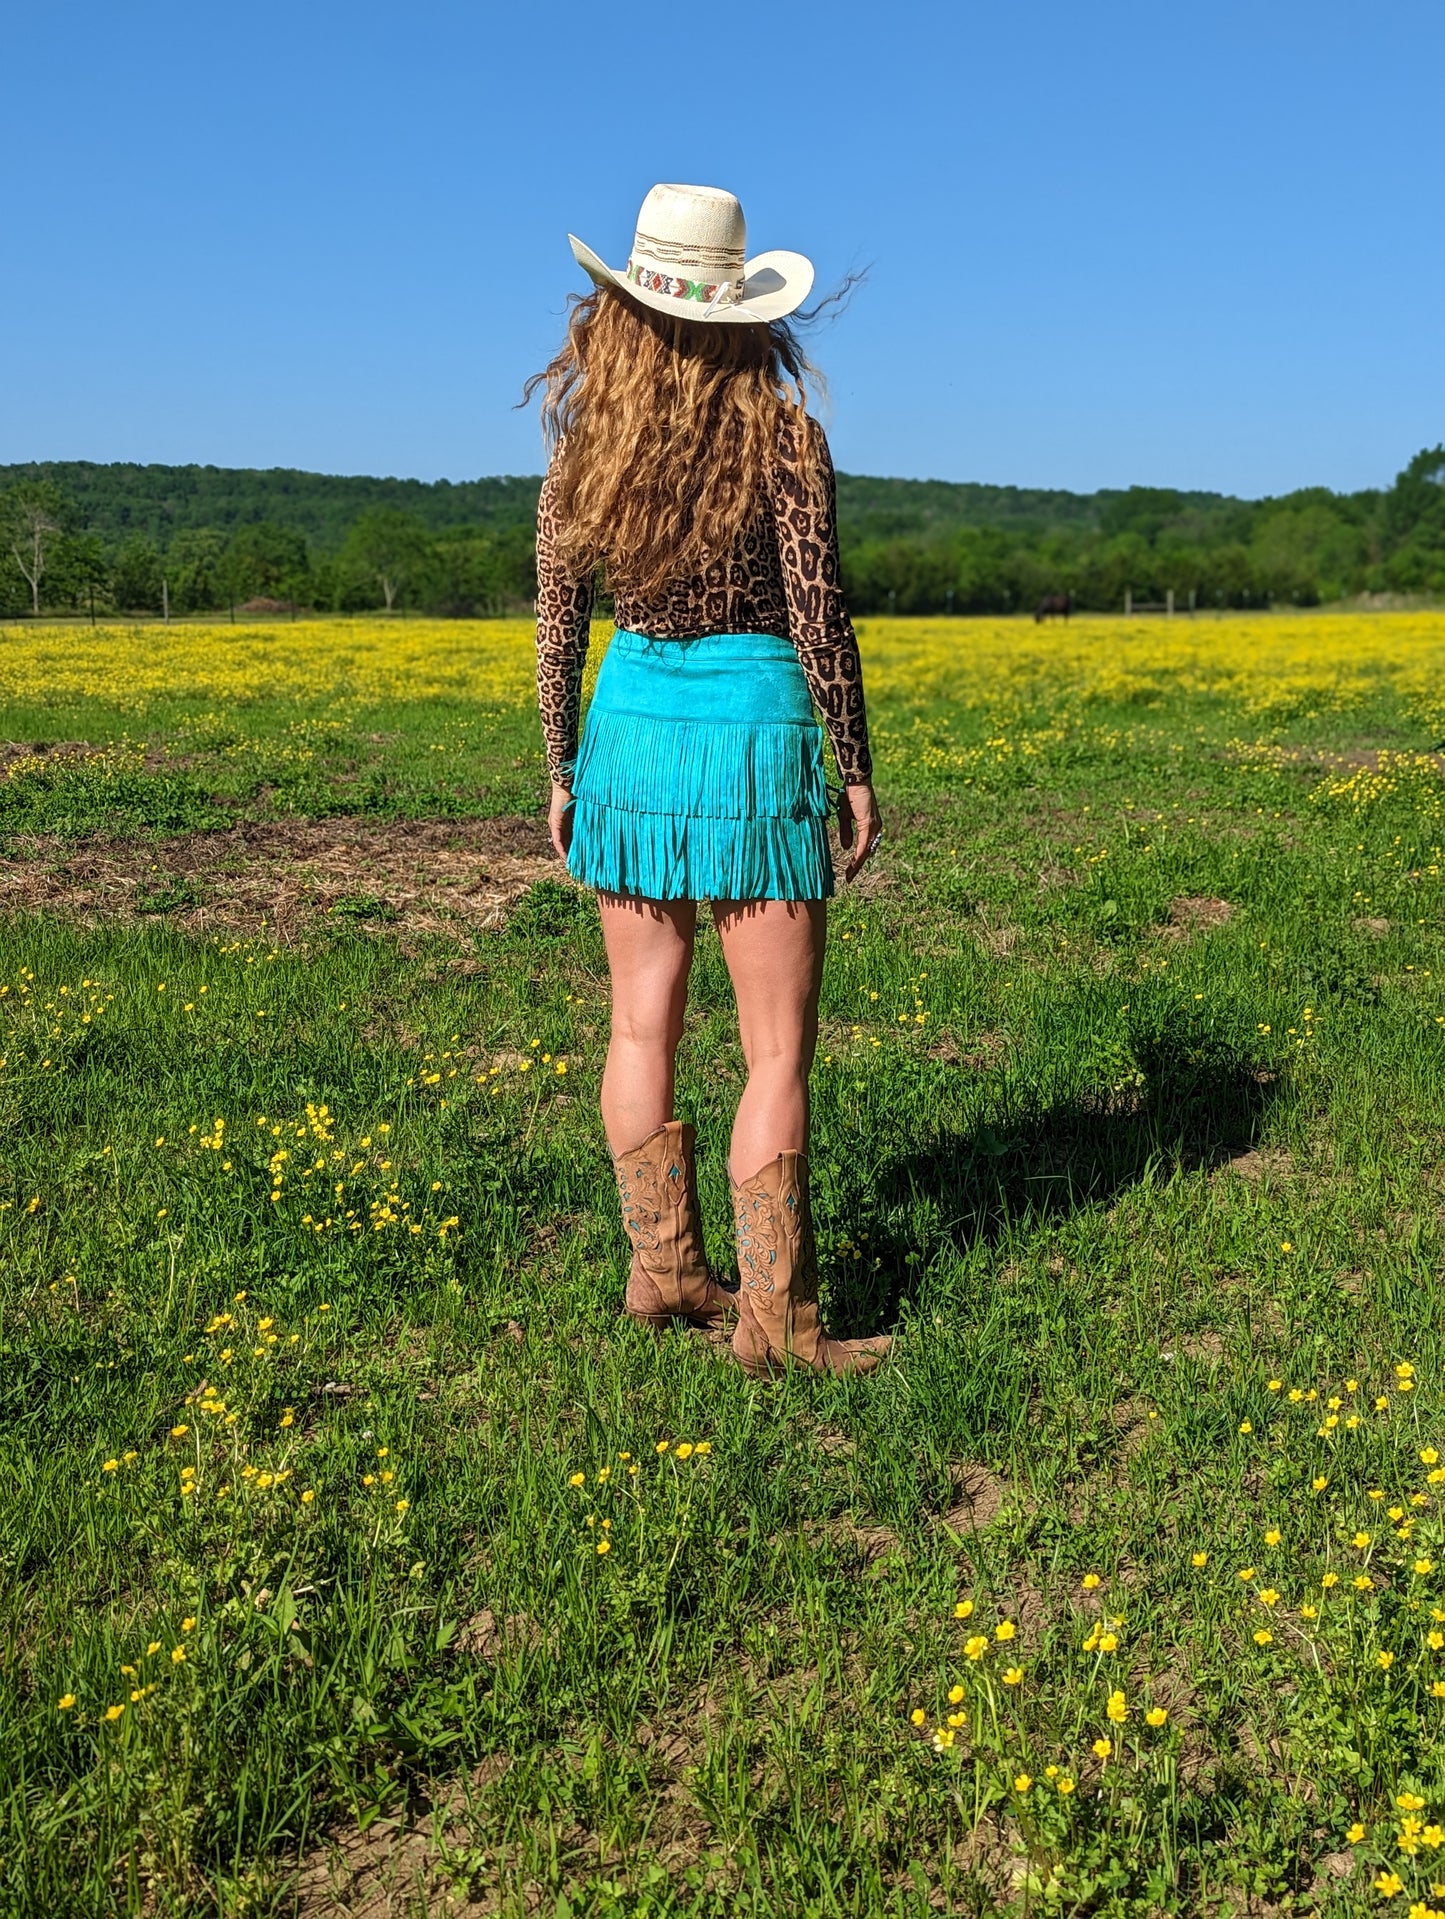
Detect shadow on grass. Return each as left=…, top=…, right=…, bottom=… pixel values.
left=831, top=1023, right=1284, bottom=1333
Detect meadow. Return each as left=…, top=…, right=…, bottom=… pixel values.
left=2, top=610, right=1445, bottom=1918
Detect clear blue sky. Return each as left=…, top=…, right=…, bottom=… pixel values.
left=6, top=0, right=1442, bottom=497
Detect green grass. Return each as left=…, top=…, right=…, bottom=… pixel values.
left=0, top=699, right=542, bottom=839
left=3, top=621, right=1445, bottom=1916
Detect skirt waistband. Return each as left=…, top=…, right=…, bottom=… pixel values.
left=606, top=628, right=796, bottom=663
left=592, top=630, right=813, bottom=727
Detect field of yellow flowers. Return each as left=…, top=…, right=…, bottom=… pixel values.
left=2, top=611, right=1445, bottom=1917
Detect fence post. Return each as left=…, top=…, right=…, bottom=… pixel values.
left=1166, top=588, right=1175, bottom=617
left=1124, top=588, right=1132, bottom=617
left=162, top=577, right=170, bottom=624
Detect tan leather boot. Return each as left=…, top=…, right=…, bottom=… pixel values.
left=730, top=1151, right=891, bottom=1376
left=614, top=1121, right=736, bottom=1331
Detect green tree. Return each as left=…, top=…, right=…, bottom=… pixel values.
left=166, top=528, right=229, bottom=613
left=223, top=522, right=311, bottom=604
left=1382, top=446, right=1445, bottom=545
left=0, top=479, right=69, bottom=615
left=340, top=509, right=434, bottom=611
left=1379, top=447, right=1445, bottom=591
left=111, top=536, right=164, bottom=612
left=1251, top=502, right=1364, bottom=604
left=50, top=533, right=111, bottom=617
left=1097, top=487, right=1188, bottom=544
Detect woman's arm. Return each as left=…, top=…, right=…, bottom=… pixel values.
left=535, top=458, right=596, bottom=802
left=769, top=416, right=873, bottom=787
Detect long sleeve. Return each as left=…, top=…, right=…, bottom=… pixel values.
left=769, top=420, right=873, bottom=783
left=535, top=459, right=595, bottom=783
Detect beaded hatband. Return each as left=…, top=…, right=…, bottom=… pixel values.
left=625, top=258, right=745, bottom=306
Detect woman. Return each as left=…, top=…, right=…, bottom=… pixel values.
left=529, top=182, right=890, bottom=1377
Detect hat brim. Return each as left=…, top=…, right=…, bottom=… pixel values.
left=568, top=234, right=813, bottom=325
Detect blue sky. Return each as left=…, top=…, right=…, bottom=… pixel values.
left=5, top=0, right=1442, bottom=496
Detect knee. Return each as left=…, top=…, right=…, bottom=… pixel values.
left=740, top=1028, right=809, bottom=1077
left=611, top=1004, right=684, bottom=1054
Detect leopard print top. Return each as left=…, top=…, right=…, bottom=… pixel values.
left=535, top=418, right=872, bottom=785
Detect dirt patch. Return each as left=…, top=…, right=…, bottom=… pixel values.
left=842, top=1521, right=901, bottom=1562
left=0, top=815, right=559, bottom=943
left=1352, top=915, right=1391, bottom=938
left=0, top=738, right=95, bottom=770
left=1173, top=1328, right=1226, bottom=1363
left=1216, top=1147, right=1293, bottom=1183
left=929, top=1030, right=1004, bottom=1070
left=976, top=923, right=1021, bottom=958
left=290, top=1755, right=511, bottom=1917
left=454, top=1609, right=542, bottom=1660
left=1163, top=896, right=1234, bottom=937
left=847, top=862, right=893, bottom=898
left=292, top=1814, right=445, bottom=1917
left=938, top=1464, right=1011, bottom=1533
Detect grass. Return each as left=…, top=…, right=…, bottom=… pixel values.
left=2, top=612, right=1445, bottom=1917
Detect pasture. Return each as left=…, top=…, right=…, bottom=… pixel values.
left=3, top=611, right=1445, bottom=1917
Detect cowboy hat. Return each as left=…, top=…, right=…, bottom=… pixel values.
left=569, top=182, right=814, bottom=325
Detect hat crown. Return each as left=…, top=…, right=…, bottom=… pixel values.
left=630, top=183, right=747, bottom=277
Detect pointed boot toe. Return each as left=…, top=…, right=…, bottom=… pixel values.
left=821, top=1333, right=892, bottom=1376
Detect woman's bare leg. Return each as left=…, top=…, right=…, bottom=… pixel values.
left=597, top=893, right=697, bottom=1156
left=711, top=899, right=827, bottom=1180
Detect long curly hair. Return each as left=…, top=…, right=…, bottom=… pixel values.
left=523, top=288, right=826, bottom=599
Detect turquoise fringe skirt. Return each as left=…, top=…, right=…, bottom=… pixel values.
left=568, top=630, right=835, bottom=902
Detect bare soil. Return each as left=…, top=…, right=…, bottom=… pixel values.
left=1163, top=895, right=1235, bottom=936
left=1213, top=1146, right=1293, bottom=1182
left=0, top=815, right=559, bottom=943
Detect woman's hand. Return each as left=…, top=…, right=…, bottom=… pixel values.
left=548, top=781, right=575, bottom=861
left=837, top=781, right=883, bottom=883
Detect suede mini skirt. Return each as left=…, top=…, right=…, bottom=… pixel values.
left=567, top=629, right=834, bottom=903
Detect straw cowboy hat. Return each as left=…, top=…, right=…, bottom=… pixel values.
left=569, top=183, right=814, bottom=325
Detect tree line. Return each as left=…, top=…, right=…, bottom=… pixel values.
left=0, top=487, right=536, bottom=619
left=840, top=448, right=1445, bottom=612
left=2, top=446, right=1442, bottom=618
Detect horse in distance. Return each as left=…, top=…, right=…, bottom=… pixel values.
left=1035, top=593, right=1072, bottom=623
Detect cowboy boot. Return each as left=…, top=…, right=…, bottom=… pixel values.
left=730, top=1151, right=891, bottom=1376
left=614, top=1121, right=736, bottom=1331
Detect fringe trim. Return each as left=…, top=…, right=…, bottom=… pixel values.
left=573, top=712, right=828, bottom=822
left=569, top=802, right=835, bottom=902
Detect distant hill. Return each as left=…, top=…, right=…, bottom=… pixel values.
left=0, top=459, right=1252, bottom=552
left=831, top=473, right=1245, bottom=542
left=2, top=450, right=1440, bottom=613
left=0, top=461, right=542, bottom=550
